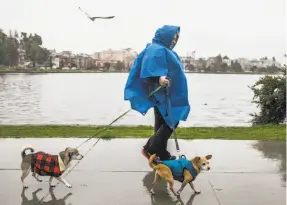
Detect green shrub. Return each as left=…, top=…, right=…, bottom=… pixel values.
left=250, top=66, right=286, bottom=125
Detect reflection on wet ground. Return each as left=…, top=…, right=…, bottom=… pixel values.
left=253, top=140, right=286, bottom=182
left=142, top=171, right=199, bottom=205
left=0, top=138, right=285, bottom=205
left=21, top=187, right=72, bottom=205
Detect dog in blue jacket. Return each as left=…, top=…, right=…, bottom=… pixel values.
left=148, top=154, right=212, bottom=197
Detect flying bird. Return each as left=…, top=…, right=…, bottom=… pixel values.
left=78, top=7, right=115, bottom=21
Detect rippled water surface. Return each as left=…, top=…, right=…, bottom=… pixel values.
left=0, top=73, right=262, bottom=126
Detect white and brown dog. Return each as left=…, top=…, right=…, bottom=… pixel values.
left=20, top=146, right=83, bottom=188
left=148, top=154, right=212, bottom=197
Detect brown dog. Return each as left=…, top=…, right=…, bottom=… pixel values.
left=148, top=154, right=212, bottom=197
left=20, top=146, right=83, bottom=189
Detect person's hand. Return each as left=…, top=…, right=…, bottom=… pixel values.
left=159, top=76, right=169, bottom=86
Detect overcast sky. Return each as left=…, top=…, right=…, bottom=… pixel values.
left=0, top=0, right=286, bottom=63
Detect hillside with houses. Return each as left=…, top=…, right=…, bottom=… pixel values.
left=0, top=29, right=284, bottom=74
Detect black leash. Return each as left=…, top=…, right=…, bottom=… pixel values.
left=76, top=85, right=163, bottom=148
left=36, top=85, right=163, bottom=204
left=165, top=78, right=181, bottom=156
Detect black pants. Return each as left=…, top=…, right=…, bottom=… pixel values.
left=143, top=107, right=178, bottom=160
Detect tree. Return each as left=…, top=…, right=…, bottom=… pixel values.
left=250, top=66, right=258, bottom=72
left=258, top=67, right=267, bottom=73
left=6, top=34, right=19, bottom=66
left=20, top=32, right=49, bottom=67
left=231, top=60, right=243, bottom=72
left=0, top=29, right=19, bottom=66
left=221, top=63, right=228, bottom=72
left=103, top=62, right=111, bottom=70
left=210, top=54, right=223, bottom=72
left=197, top=58, right=206, bottom=71
left=185, top=64, right=195, bottom=71
left=250, top=66, right=286, bottom=125
left=267, top=65, right=280, bottom=74
left=0, top=29, right=8, bottom=65
left=115, top=61, right=125, bottom=71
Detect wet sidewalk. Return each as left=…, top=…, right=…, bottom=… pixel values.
left=0, top=138, right=285, bottom=205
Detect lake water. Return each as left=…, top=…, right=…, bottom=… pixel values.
left=0, top=73, right=263, bottom=127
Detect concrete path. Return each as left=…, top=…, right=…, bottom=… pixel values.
left=0, top=138, right=285, bottom=205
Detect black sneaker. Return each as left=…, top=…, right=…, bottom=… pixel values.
left=163, top=150, right=176, bottom=160
left=168, top=155, right=176, bottom=160
left=142, top=148, right=150, bottom=159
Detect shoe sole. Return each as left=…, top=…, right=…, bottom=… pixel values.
left=141, top=149, right=150, bottom=159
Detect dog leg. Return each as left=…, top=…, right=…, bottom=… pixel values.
left=177, top=169, right=192, bottom=196
left=21, top=167, right=30, bottom=188
left=177, top=181, right=189, bottom=196
left=150, top=172, right=160, bottom=195
left=189, top=182, right=201, bottom=194
left=49, top=176, right=55, bottom=187
left=167, top=178, right=179, bottom=197
left=55, top=176, right=72, bottom=188
left=32, top=173, right=42, bottom=182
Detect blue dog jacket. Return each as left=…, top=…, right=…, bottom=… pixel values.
left=161, top=158, right=198, bottom=182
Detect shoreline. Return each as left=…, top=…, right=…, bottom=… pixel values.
left=0, top=69, right=274, bottom=75
left=0, top=125, right=285, bottom=140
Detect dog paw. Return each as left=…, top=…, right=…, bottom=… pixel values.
left=195, top=190, right=201, bottom=194
left=150, top=189, right=155, bottom=195
left=66, top=184, right=72, bottom=188
left=38, top=179, right=43, bottom=182
left=50, top=184, right=56, bottom=188
left=23, top=185, right=29, bottom=189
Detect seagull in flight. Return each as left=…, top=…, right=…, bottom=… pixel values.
left=79, top=7, right=115, bottom=21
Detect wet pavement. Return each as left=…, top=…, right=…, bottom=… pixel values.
left=0, top=138, right=285, bottom=205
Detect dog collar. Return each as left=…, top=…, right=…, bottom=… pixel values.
left=58, top=155, right=66, bottom=172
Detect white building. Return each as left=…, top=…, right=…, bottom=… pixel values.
left=222, top=56, right=232, bottom=66
left=249, top=59, right=281, bottom=68
left=237, top=58, right=250, bottom=70
left=206, top=57, right=216, bottom=67
left=98, top=48, right=138, bottom=67
left=99, top=49, right=137, bottom=62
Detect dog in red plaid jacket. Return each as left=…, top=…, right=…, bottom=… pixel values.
left=21, top=146, right=83, bottom=188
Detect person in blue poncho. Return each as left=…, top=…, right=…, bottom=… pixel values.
left=124, top=25, right=190, bottom=161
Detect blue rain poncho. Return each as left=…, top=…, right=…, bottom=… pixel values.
left=124, top=25, right=190, bottom=128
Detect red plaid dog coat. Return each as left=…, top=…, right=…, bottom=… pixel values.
left=31, top=152, right=64, bottom=177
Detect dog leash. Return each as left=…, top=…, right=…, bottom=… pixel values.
left=36, top=85, right=164, bottom=204
left=165, top=78, right=182, bottom=158
left=76, top=84, right=164, bottom=148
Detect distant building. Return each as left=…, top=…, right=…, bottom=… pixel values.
left=98, top=48, right=138, bottom=68
left=237, top=58, right=249, bottom=70
left=206, top=57, right=216, bottom=67
left=74, top=53, right=93, bottom=69
left=222, top=56, right=231, bottom=66
left=248, top=59, right=281, bottom=68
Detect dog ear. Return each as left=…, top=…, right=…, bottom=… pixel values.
left=206, top=155, right=212, bottom=160
left=65, top=147, right=72, bottom=152
left=194, top=156, right=201, bottom=163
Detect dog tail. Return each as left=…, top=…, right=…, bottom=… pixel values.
left=148, top=154, right=158, bottom=169
left=21, top=147, right=34, bottom=158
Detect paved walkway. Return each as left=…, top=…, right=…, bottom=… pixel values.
left=0, top=138, right=285, bottom=205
